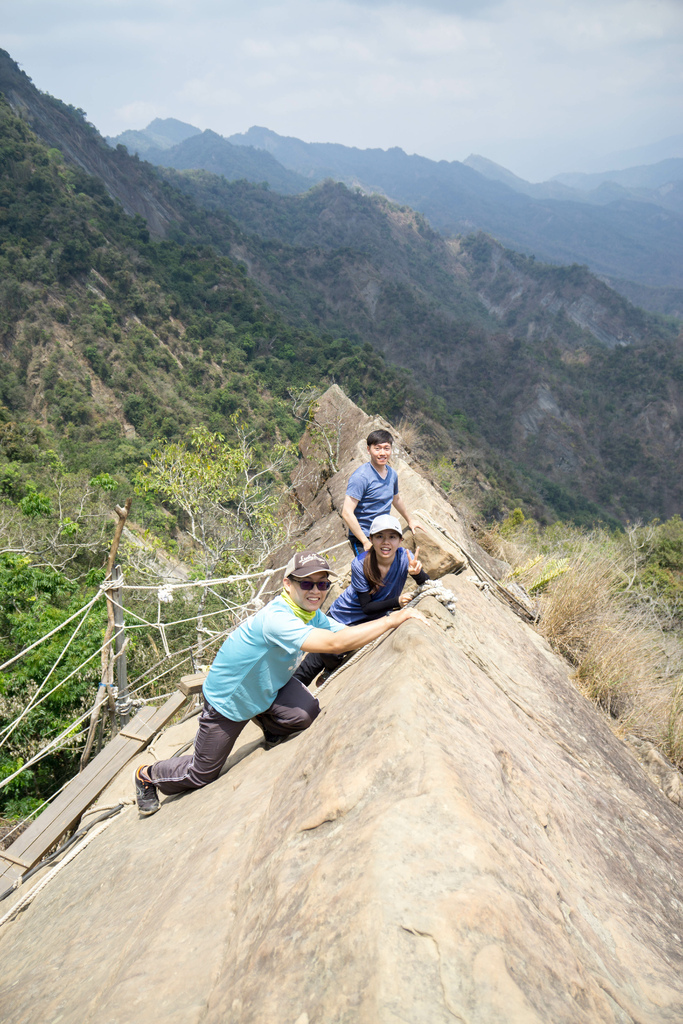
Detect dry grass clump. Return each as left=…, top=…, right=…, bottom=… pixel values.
left=484, top=516, right=683, bottom=764
left=395, top=417, right=426, bottom=458
left=538, top=543, right=656, bottom=720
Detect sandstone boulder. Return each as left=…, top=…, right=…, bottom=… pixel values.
left=403, top=516, right=467, bottom=577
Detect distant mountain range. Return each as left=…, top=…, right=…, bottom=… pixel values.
left=466, top=153, right=683, bottom=214
left=108, top=120, right=308, bottom=195
left=107, top=119, right=683, bottom=316
left=598, top=134, right=683, bottom=171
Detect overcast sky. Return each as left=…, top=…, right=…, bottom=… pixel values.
left=4, top=0, right=683, bottom=180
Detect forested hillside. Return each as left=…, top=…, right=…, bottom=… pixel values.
left=109, top=116, right=683, bottom=307
left=164, top=170, right=683, bottom=523
left=224, top=126, right=683, bottom=292
left=0, top=96, right=443, bottom=463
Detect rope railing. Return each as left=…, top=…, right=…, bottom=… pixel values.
left=0, top=539, right=349, bottom=674
left=0, top=614, right=239, bottom=792
left=0, top=595, right=100, bottom=748
left=0, top=634, right=112, bottom=751
left=0, top=593, right=104, bottom=674
left=0, top=537, right=351, bottom=792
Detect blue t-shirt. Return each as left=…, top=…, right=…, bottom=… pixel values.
left=346, top=463, right=399, bottom=535
left=328, top=548, right=410, bottom=625
left=203, top=596, right=345, bottom=721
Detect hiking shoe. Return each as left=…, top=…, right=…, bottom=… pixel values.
left=262, top=730, right=285, bottom=750
left=135, top=766, right=159, bottom=817
left=253, top=715, right=286, bottom=750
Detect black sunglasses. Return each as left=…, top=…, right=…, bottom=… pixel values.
left=290, top=577, right=332, bottom=591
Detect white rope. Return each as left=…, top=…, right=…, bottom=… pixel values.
left=108, top=539, right=350, bottom=592
left=1, top=595, right=242, bottom=750
left=0, top=694, right=111, bottom=792
left=0, top=593, right=103, bottom=673
left=408, top=579, right=458, bottom=613
left=98, top=578, right=120, bottom=592
left=1, top=727, right=91, bottom=783
left=0, top=613, right=230, bottom=792
left=0, top=594, right=100, bottom=747
left=0, top=634, right=111, bottom=752
left=0, top=814, right=121, bottom=930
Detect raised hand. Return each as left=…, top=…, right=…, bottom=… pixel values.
left=407, top=546, right=422, bottom=575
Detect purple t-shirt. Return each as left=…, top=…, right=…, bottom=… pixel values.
left=346, top=463, right=399, bottom=535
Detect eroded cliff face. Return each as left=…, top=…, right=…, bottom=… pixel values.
left=1, top=391, right=683, bottom=1024
left=0, top=49, right=177, bottom=236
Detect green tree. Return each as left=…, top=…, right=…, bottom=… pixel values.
left=135, top=423, right=295, bottom=656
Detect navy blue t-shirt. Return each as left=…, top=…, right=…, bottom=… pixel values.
left=346, top=463, right=399, bottom=535
left=328, top=548, right=410, bottom=625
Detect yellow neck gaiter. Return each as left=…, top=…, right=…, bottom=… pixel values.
left=280, top=587, right=317, bottom=624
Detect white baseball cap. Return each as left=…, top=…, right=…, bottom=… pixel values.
left=368, top=514, right=403, bottom=537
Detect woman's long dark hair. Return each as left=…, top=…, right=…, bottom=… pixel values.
left=363, top=547, right=384, bottom=591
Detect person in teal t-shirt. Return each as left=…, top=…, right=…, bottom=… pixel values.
left=134, top=550, right=428, bottom=817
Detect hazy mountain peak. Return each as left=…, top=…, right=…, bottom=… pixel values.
left=552, top=158, right=683, bottom=193
left=145, top=117, right=201, bottom=145
left=107, top=117, right=201, bottom=154
left=599, top=134, right=683, bottom=172
left=463, top=154, right=530, bottom=188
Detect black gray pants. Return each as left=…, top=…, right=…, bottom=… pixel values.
left=148, top=676, right=320, bottom=795
left=289, top=651, right=345, bottom=687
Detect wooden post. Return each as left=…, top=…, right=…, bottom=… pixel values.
left=80, top=499, right=132, bottom=770
left=112, top=563, right=129, bottom=726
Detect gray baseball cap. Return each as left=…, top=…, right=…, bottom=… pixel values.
left=368, top=514, right=403, bottom=536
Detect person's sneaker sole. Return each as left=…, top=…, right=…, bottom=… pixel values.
left=134, top=767, right=160, bottom=817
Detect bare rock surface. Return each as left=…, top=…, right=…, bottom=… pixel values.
left=2, top=566, right=683, bottom=1022
left=2, top=385, right=682, bottom=1022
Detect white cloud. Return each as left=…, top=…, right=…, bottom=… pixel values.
left=113, top=100, right=163, bottom=128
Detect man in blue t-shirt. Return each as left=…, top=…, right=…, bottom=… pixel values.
left=134, top=550, right=427, bottom=817
left=342, top=428, right=420, bottom=555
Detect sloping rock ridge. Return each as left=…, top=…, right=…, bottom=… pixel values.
left=1, top=389, right=683, bottom=1023
left=0, top=49, right=177, bottom=236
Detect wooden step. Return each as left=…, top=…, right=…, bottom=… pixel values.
left=0, top=690, right=188, bottom=892
left=177, top=671, right=208, bottom=696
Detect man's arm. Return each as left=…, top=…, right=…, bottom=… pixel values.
left=301, top=606, right=427, bottom=654
left=342, top=494, right=372, bottom=552
left=391, top=492, right=420, bottom=535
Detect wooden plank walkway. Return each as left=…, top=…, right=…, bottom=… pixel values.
left=0, top=690, right=188, bottom=892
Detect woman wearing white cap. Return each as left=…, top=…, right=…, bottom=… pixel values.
left=292, top=514, right=429, bottom=687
